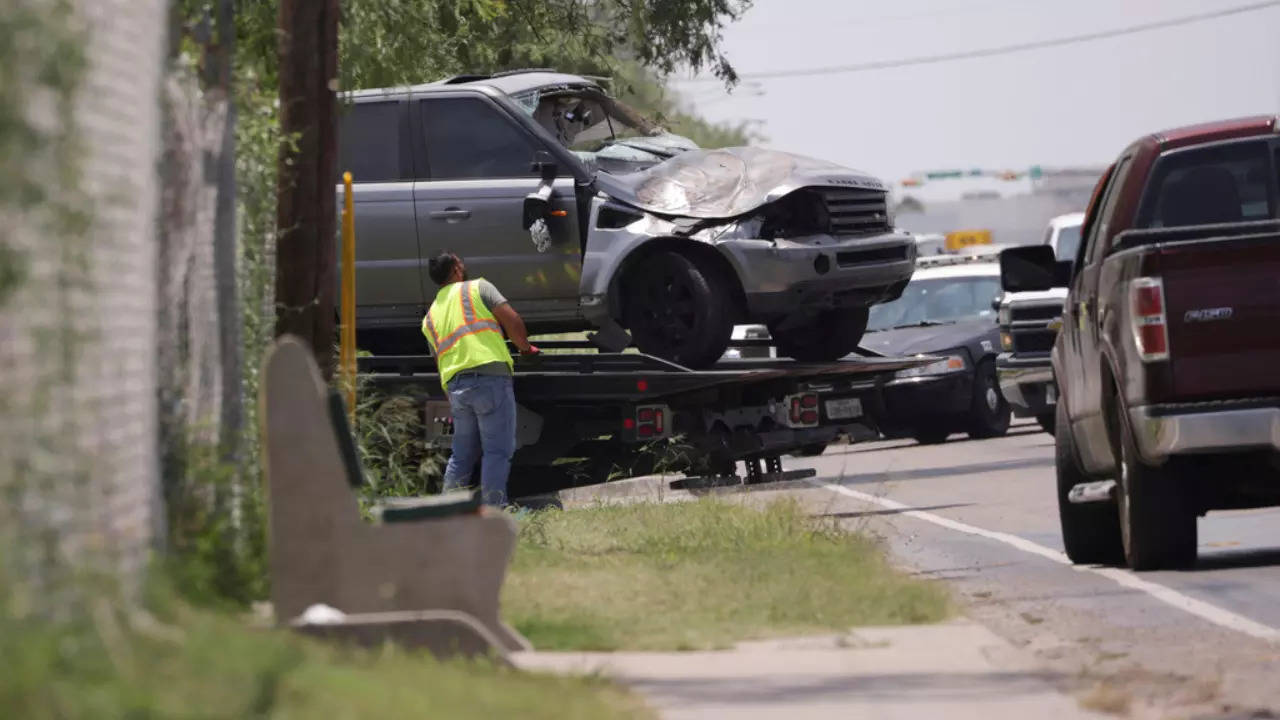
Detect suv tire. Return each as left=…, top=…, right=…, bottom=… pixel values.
left=1055, top=399, right=1123, bottom=565
left=624, top=251, right=733, bottom=368
left=1115, top=405, right=1197, bottom=570
left=966, top=360, right=1011, bottom=439
left=770, top=307, right=870, bottom=362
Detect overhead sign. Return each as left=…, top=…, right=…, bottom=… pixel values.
left=944, top=229, right=993, bottom=252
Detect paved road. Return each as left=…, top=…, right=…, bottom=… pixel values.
left=770, top=420, right=1280, bottom=718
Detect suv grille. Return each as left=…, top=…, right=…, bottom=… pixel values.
left=819, top=189, right=891, bottom=236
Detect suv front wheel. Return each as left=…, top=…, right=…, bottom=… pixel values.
left=769, top=307, right=870, bottom=362
left=624, top=251, right=733, bottom=368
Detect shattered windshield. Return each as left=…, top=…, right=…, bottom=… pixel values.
left=512, top=86, right=695, bottom=174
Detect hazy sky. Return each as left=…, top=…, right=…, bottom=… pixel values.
left=673, top=0, right=1280, bottom=200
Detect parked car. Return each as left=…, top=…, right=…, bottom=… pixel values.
left=996, top=212, right=1083, bottom=434
left=861, top=254, right=1009, bottom=444
left=1001, top=115, right=1280, bottom=571
left=338, top=70, right=916, bottom=367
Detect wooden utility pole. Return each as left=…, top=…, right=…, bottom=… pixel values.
left=275, top=0, right=340, bottom=379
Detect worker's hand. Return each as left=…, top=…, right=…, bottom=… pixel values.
left=520, top=344, right=541, bottom=356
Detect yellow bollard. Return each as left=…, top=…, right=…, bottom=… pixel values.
left=340, top=172, right=357, bottom=425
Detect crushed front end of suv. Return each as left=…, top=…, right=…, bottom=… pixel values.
left=339, top=70, right=916, bottom=367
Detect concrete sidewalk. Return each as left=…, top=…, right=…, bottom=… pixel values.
left=513, top=620, right=1103, bottom=719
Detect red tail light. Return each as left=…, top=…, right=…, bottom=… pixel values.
left=1130, top=277, right=1169, bottom=362
left=800, top=394, right=818, bottom=409
left=632, top=404, right=670, bottom=440
left=790, top=398, right=801, bottom=423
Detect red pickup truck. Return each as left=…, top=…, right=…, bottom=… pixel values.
left=1001, top=115, right=1280, bottom=571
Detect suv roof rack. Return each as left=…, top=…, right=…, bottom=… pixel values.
left=490, top=67, right=558, bottom=78
left=440, top=74, right=491, bottom=85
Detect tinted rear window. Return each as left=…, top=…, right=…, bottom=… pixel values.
left=1138, top=140, right=1276, bottom=228
left=338, top=102, right=402, bottom=183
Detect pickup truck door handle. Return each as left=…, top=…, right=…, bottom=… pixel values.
left=429, top=207, right=471, bottom=222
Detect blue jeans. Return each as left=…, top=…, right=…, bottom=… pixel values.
left=442, top=373, right=516, bottom=505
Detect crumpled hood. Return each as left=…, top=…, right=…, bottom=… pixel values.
left=862, top=318, right=998, bottom=357
left=593, top=146, right=887, bottom=220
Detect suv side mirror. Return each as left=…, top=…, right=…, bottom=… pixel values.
left=523, top=151, right=558, bottom=230
left=999, top=245, right=1059, bottom=293
left=531, top=150, right=558, bottom=183
left=990, top=292, right=1004, bottom=312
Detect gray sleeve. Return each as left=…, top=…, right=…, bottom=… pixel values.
left=476, top=279, right=508, bottom=310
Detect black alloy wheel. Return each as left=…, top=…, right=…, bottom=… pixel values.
left=624, top=251, right=733, bottom=368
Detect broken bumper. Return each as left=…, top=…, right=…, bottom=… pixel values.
left=719, top=231, right=916, bottom=319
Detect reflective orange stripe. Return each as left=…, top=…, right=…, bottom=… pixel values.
left=423, top=313, right=440, bottom=350
left=435, top=320, right=502, bottom=356
left=460, top=280, right=476, bottom=322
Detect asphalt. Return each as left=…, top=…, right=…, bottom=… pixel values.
left=549, top=419, right=1280, bottom=718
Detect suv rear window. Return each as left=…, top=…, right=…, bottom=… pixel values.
left=1138, top=140, right=1276, bottom=228
left=422, top=97, right=541, bottom=179
left=338, top=102, right=402, bottom=183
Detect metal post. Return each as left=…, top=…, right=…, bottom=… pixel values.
left=340, top=171, right=357, bottom=424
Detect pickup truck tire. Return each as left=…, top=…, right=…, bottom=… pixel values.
left=769, top=308, right=870, bottom=362
left=966, top=360, right=1011, bottom=439
left=1055, top=400, right=1123, bottom=565
left=1116, top=409, right=1198, bottom=571
left=1036, top=412, right=1056, bottom=435
left=624, top=251, right=733, bottom=368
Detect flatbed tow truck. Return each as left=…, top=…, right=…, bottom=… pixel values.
left=358, top=341, right=932, bottom=496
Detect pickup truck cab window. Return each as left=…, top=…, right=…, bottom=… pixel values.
left=1136, top=139, right=1276, bottom=228
left=422, top=97, right=544, bottom=180
left=339, top=101, right=405, bottom=183
left=1092, top=156, right=1131, bottom=260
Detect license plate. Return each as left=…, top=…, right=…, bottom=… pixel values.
left=825, top=397, right=863, bottom=420
left=1046, top=385, right=1057, bottom=405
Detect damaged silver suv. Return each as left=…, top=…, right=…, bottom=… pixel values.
left=339, top=70, right=915, bottom=367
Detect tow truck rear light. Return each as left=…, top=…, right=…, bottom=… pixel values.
left=633, top=404, right=670, bottom=440
left=786, top=393, right=821, bottom=427
left=1130, top=277, right=1169, bottom=362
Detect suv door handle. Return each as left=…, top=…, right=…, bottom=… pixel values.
left=429, top=207, right=471, bottom=222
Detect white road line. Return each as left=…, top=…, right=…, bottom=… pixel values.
left=811, top=479, right=1280, bottom=644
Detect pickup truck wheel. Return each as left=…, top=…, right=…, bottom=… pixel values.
left=1116, top=407, right=1197, bottom=570
left=1055, top=400, right=1123, bottom=565
left=966, top=361, right=1011, bottom=439
left=624, top=252, right=732, bottom=368
left=769, top=307, right=869, bottom=362
left=1036, top=412, right=1056, bottom=436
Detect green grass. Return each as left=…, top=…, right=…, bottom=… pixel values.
left=504, top=498, right=950, bottom=651
left=1, top=582, right=651, bottom=720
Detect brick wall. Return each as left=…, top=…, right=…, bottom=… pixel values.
left=0, top=0, right=166, bottom=595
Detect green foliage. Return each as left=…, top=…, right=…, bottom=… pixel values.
left=351, top=388, right=445, bottom=500
left=0, top=570, right=651, bottom=719
left=507, top=499, right=950, bottom=650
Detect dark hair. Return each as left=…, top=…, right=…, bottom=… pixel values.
left=427, top=251, right=459, bottom=286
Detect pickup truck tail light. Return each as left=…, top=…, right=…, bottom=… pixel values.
left=1130, top=277, right=1169, bottom=362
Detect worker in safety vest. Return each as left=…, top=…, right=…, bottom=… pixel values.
left=423, top=251, right=539, bottom=505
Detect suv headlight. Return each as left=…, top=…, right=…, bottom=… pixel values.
left=895, top=352, right=967, bottom=379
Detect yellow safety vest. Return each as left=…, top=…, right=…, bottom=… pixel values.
left=422, top=280, right=513, bottom=389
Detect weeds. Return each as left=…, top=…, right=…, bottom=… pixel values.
left=505, top=498, right=951, bottom=651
